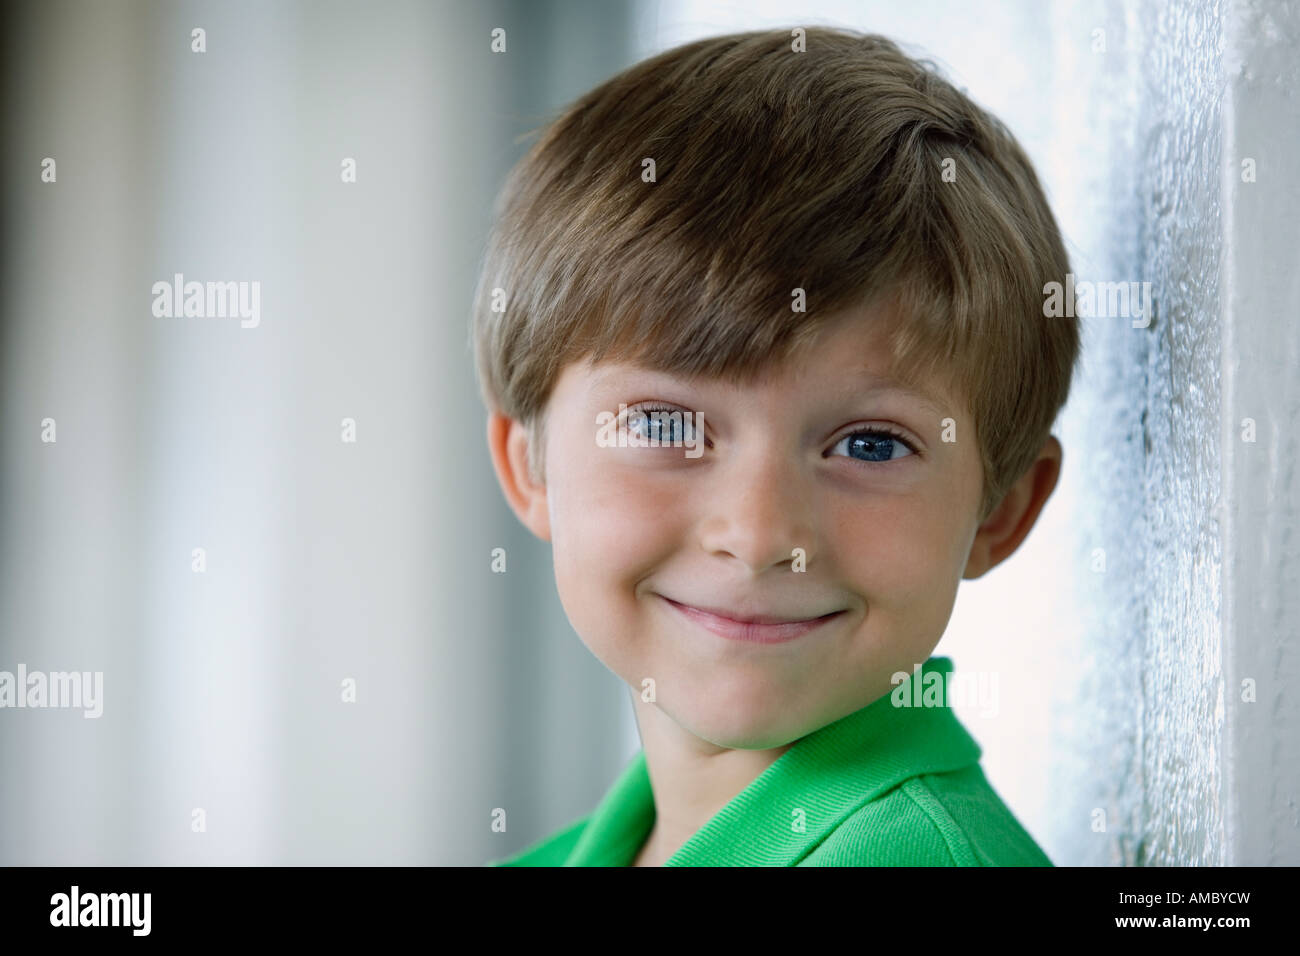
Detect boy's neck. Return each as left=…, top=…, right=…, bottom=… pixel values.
left=629, top=692, right=794, bottom=865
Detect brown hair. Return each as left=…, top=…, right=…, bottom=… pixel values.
left=471, top=27, right=1078, bottom=520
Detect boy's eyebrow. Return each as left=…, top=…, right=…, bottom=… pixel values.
left=592, top=364, right=952, bottom=417
left=845, top=375, right=950, bottom=418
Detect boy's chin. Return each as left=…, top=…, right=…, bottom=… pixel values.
left=656, top=695, right=819, bottom=752
left=627, top=660, right=855, bottom=750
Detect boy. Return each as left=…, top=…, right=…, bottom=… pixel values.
left=474, top=27, right=1076, bottom=866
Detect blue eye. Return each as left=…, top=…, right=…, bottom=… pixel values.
left=625, top=403, right=699, bottom=445
left=831, top=429, right=916, bottom=463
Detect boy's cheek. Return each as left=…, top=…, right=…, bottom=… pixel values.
left=549, top=474, right=678, bottom=607
left=831, top=499, right=930, bottom=572
left=835, top=507, right=963, bottom=618
left=548, top=537, right=655, bottom=687
left=558, top=460, right=685, bottom=543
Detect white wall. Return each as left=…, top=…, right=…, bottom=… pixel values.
left=1220, top=0, right=1300, bottom=866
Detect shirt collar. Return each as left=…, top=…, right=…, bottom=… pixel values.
left=562, top=655, right=981, bottom=866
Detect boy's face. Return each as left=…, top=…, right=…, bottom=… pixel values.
left=508, top=308, right=990, bottom=750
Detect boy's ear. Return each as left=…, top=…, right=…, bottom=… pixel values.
left=962, top=435, right=1062, bottom=580
left=486, top=412, right=551, bottom=542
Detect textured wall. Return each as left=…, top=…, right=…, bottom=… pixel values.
left=1052, top=0, right=1300, bottom=866
left=1048, top=0, right=1226, bottom=865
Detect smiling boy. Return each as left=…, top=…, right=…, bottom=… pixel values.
left=475, top=27, right=1077, bottom=866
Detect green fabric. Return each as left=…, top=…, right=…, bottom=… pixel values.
left=490, top=656, right=1052, bottom=866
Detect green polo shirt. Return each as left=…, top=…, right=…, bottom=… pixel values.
left=490, top=655, right=1052, bottom=866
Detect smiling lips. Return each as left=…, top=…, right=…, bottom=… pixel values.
left=659, top=595, right=845, bottom=644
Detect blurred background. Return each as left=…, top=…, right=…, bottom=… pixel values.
left=1, top=0, right=1296, bottom=866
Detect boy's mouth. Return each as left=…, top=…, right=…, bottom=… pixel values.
left=656, top=595, right=846, bottom=645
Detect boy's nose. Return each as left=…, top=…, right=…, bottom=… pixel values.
left=696, top=451, right=818, bottom=574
